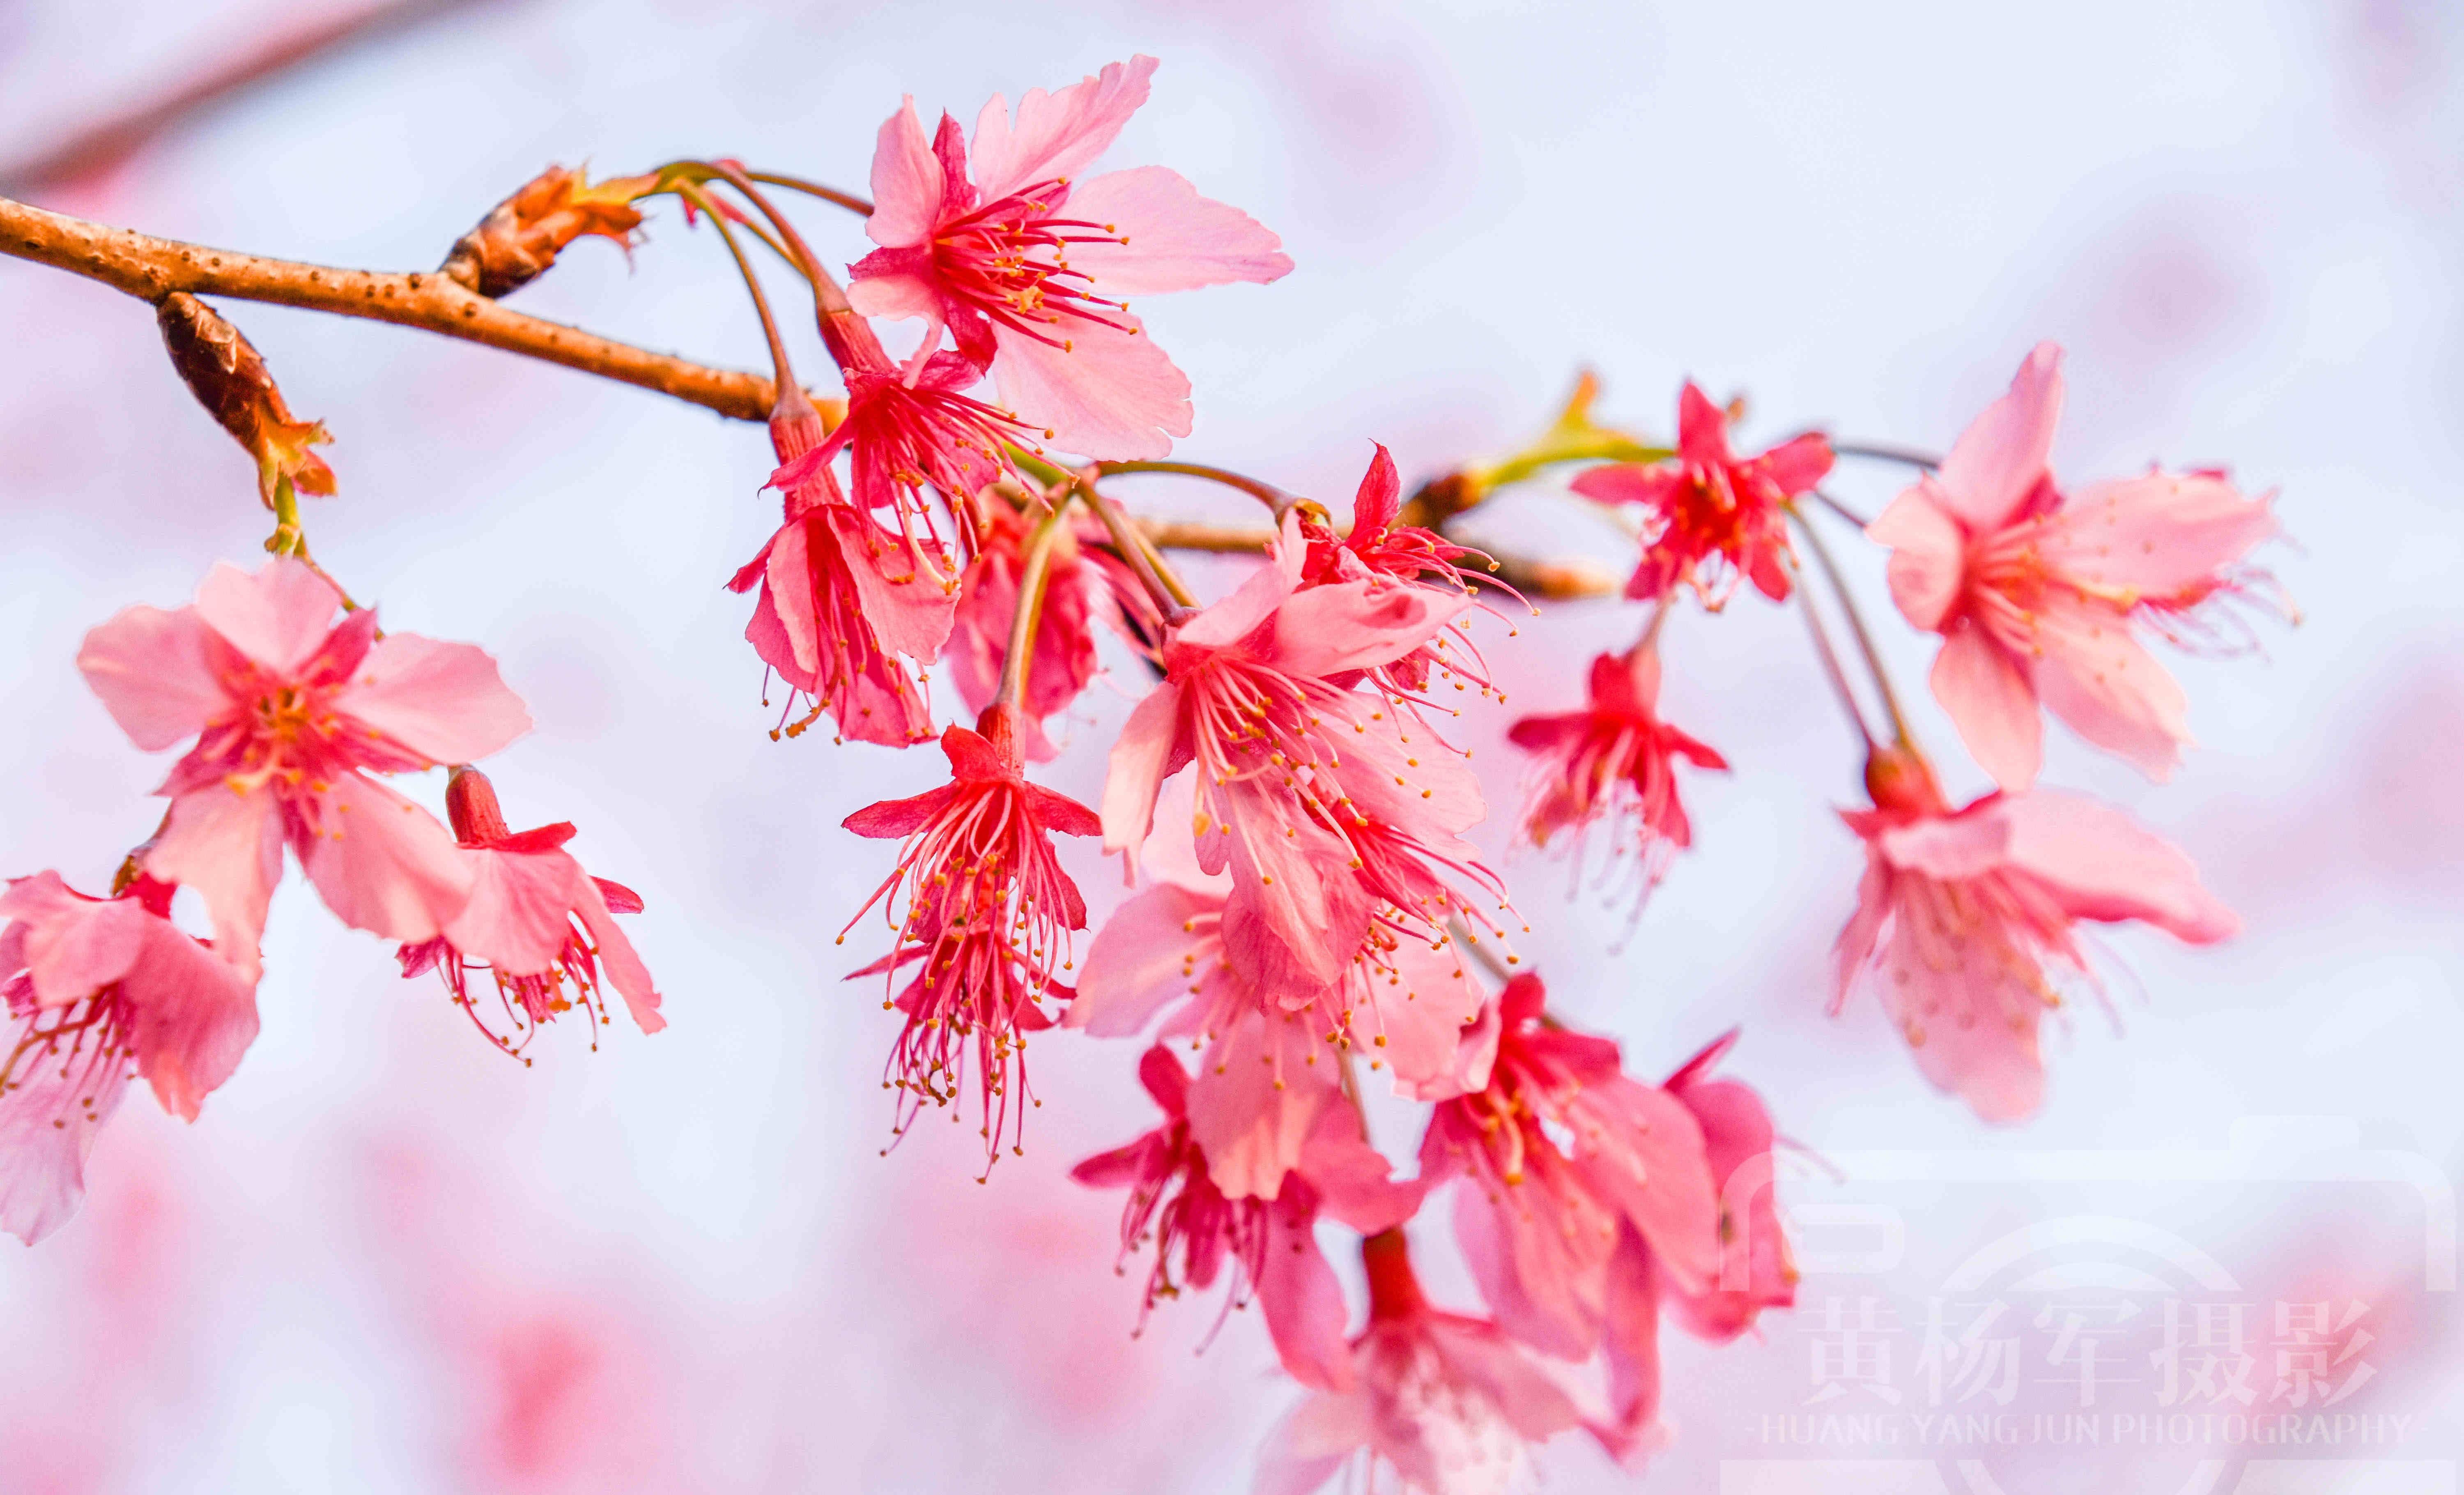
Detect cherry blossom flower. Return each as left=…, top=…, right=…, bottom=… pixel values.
left=1099, top=512, right=1483, bottom=1008
left=1657, top=1030, right=1797, bottom=1342
left=1865, top=342, right=2280, bottom=789
left=730, top=394, right=951, bottom=748
left=1415, top=973, right=1722, bottom=1458
left=77, top=559, right=531, bottom=977
left=849, top=55, right=1294, bottom=459
left=1296, top=445, right=1504, bottom=705
left=1569, top=383, right=1832, bottom=608
left=1067, top=862, right=1494, bottom=1201
left=1506, top=635, right=1726, bottom=895
left=1254, top=1228, right=1584, bottom=1495
left=1833, top=747, right=2239, bottom=1123
left=1, top=870, right=259, bottom=1244
left=843, top=705, right=1102, bottom=1162
left=942, top=500, right=1102, bottom=760
left=1071, top=1044, right=1423, bottom=1391
left=395, top=766, right=663, bottom=1060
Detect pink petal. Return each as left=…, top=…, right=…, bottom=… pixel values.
left=572, top=869, right=665, bottom=1034
left=1353, top=939, right=1488, bottom=1099
left=1296, top=1106, right=1423, bottom=1234
left=146, top=785, right=283, bottom=982
left=192, top=558, right=341, bottom=676
left=1675, top=383, right=1731, bottom=466
left=443, top=846, right=584, bottom=973
left=1350, top=445, right=1403, bottom=534
left=1866, top=490, right=1967, bottom=632
left=299, top=775, right=473, bottom=945
left=1582, top=1078, right=1721, bottom=1293
left=1567, top=462, right=1677, bottom=509
left=1997, top=790, right=2238, bottom=943
left=967, top=55, right=1158, bottom=203
left=1931, top=619, right=2043, bottom=791
left=1874, top=800, right=2013, bottom=881
left=2030, top=596, right=2189, bottom=780
left=1873, top=913, right=2048, bottom=1124
left=763, top=519, right=825, bottom=678
left=1448, top=1173, right=1605, bottom=1361
left=990, top=315, right=1191, bottom=461
left=1594, top=1230, right=1668, bottom=1465
left=863, top=98, right=946, bottom=247
left=2036, top=472, right=2277, bottom=596
left=1173, top=538, right=1300, bottom=654
left=821, top=508, right=958, bottom=663
left=1251, top=1391, right=1372, bottom=1495
left=0, top=872, right=146, bottom=1007
left=124, top=915, right=261, bottom=1122
left=1099, top=681, right=1184, bottom=858
left=1257, top=1199, right=1353, bottom=1393
left=845, top=267, right=945, bottom=325
left=1935, top=342, right=2064, bottom=532
left=1066, top=881, right=1223, bottom=1036
left=1187, top=1009, right=1332, bottom=1201
left=0, top=1017, right=130, bottom=1245
left=1060, top=166, right=1293, bottom=296
left=76, top=603, right=230, bottom=751
left=331, top=633, right=532, bottom=766
left=1269, top=579, right=1464, bottom=680
left=1829, top=852, right=1893, bottom=1015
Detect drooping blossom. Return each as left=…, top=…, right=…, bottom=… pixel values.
left=1071, top=1044, right=1423, bottom=1390
left=395, top=766, right=664, bottom=1060
left=0, top=870, right=259, bottom=1244
left=1865, top=343, right=2281, bottom=789
left=1569, top=383, right=1832, bottom=608
left=843, top=704, right=1101, bottom=1162
left=1657, top=1030, right=1797, bottom=1343
left=942, top=499, right=1102, bottom=760
left=849, top=55, right=1294, bottom=459
left=1100, top=511, right=1486, bottom=1008
left=1254, top=1228, right=1584, bottom=1495
left=1296, top=445, right=1506, bottom=706
left=1416, top=973, right=1722, bottom=1460
left=77, top=558, right=531, bottom=977
left=1833, top=746, right=2239, bottom=1123
left=1067, top=858, right=1495, bottom=1201
left=730, top=389, right=950, bottom=748
left=1506, top=634, right=1726, bottom=896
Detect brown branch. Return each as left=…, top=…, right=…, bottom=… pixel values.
left=0, top=193, right=805, bottom=422
left=0, top=0, right=516, bottom=198
left=1135, top=518, right=1619, bottom=600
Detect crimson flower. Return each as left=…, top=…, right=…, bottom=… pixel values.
left=1571, top=383, right=1832, bottom=607
left=77, top=559, right=531, bottom=978
left=395, top=766, right=663, bottom=1060
left=0, top=870, right=260, bottom=1244
left=1071, top=1044, right=1423, bottom=1391
left=1834, top=747, right=2238, bottom=1122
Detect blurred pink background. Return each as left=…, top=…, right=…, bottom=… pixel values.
left=1, top=1, right=2458, bottom=1489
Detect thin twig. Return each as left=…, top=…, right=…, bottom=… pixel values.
left=997, top=499, right=1072, bottom=708
left=673, top=181, right=795, bottom=391
left=1810, top=489, right=1873, bottom=529
left=1791, top=560, right=1878, bottom=752
left=1832, top=440, right=1940, bottom=472
left=1788, top=505, right=1910, bottom=744
left=0, top=193, right=805, bottom=421
left=746, top=172, right=874, bottom=218
left=1096, top=459, right=1294, bottom=516
left=1085, top=479, right=1194, bottom=610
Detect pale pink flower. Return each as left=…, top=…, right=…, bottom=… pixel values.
left=1833, top=748, right=2240, bottom=1122
left=1569, top=383, right=1832, bottom=607
left=1255, top=1229, right=1584, bottom=1495
left=78, top=559, right=531, bottom=976
left=942, top=501, right=1103, bottom=761
left=395, top=766, right=664, bottom=1059
left=1506, top=637, right=1726, bottom=894
left=729, top=399, right=953, bottom=748
left=844, top=705, right=1102, bottom=1162
left=1865, top=342, right=2280, bottom=789
left=1099, top=512, right=1480, bottom=1007
left=849, top=55, right=1294, bottom=459
left=0, top=870, right=259, bottom=1244
left=1072, top=1044, right=1423, bottom=1391
left=1068, top=867, right=1496, bottom=1201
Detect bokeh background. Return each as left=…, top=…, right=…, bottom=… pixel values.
left=1, top=1, right=2458, bottom=1490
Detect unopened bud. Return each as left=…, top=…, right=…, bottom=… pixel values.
left=1862, top=743, right=1946, bottom=816
left=444, top=765, right=513, bottom=845
left=156, top=292, right=335, bottom=511
left=440, top=165, right=650, bottom=299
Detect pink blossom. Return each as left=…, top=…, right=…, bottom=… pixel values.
left=1865, top=342, right=2280, bottom=789
left=0, top=871, right=259, bottom=1244
left=1569, top=383, right=1832, bottom=608
left=1506, top=636, right=1726, bottom=895
left=1067, top=867, right=1495, bottom=1201
left=395, top=766, right=664, bottom=1060
left=1296, top=445, right=1503, bottom=704
left=844, top=705, right=1102, bottom=1162
left=729, top=398, right=952, bottom=748
left=1099, top=512, right=1484, bottom=1008
left=1416, top=973, right=1723, bottom=1459
left=1833, top=748, right=2240, bottom=1122
left=1657, top=1030, right=1797, bottom=1342
left=77, top=559, right=531, bottom=976
left=1071, top=1044, right=1423, bottom=1391
left=942, top=501, right=1102, bottom=761
left=849, top=56, right=1294, bottom=459
left=1255, top=1229, right=1584, bottom=1495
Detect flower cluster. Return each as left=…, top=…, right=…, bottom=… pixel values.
left=2, top=49, right=2292, bottom=1495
